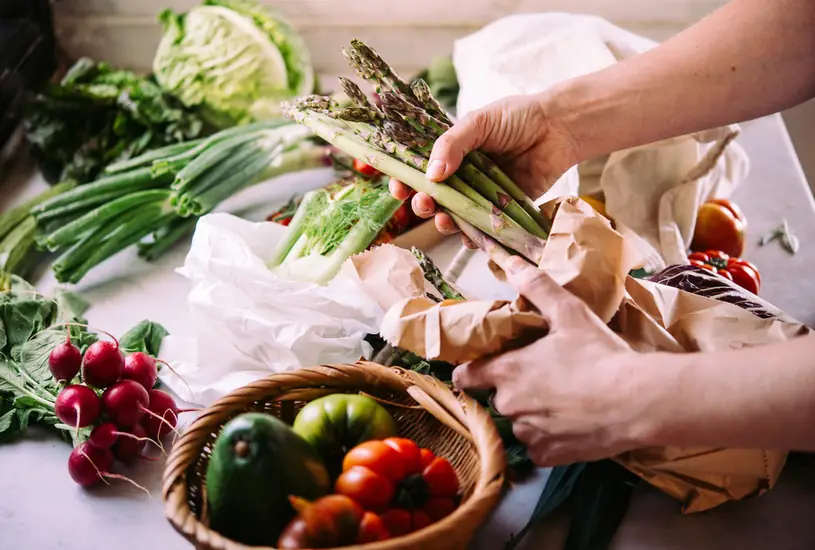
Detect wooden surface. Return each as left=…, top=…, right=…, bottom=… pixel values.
left=52, top=0, right=729, bottom=75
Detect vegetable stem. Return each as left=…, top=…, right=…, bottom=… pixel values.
left=45, top=190, right=171, bottom=249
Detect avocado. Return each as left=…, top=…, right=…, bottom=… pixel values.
left=204, top=412, right=331, bottom=546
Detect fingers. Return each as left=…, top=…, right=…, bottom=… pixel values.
left=427, top=110, right=491, bottom=181
left=411, top=192, right=436, bottom=218
left=501, top=257, right=585, bottom=323
left=388, top=178, right=412, bottom=201
left=434, top=212, right=459, bottom=235
left=452, top=357, right=504, bottom=391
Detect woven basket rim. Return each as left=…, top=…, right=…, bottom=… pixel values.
left=162, top=361, right=507, bottom=550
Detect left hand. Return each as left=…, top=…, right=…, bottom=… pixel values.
left=453, top=257, right=656, bottom=466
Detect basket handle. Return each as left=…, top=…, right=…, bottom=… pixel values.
left=407, top=385, right=474, bottom=443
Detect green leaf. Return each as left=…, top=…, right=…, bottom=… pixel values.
left=0, top=408, right=15, bottom=433
left=53, top=288, right=90, bottom=320
left=0, top=361, right=24, bottom=394
left=13, top=329, right=65, bottom=390
left=563, top=461, right=638, bottom=550
left=119, top=320, right=170, bottom=356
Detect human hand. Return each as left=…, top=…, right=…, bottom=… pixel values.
left=452, top=257, right=657, bottom=466
left=389, top=93, right=580, bottom=241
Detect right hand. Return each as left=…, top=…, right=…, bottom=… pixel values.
left=389, top=93, right=581, bottom=241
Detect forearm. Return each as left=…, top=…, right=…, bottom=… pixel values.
left=637, top=332, right=815, bottom=451
left=546, top=0, right=815, bottom=162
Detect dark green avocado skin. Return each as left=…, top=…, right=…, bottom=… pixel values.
left=205, top=412, right=331, bottom=546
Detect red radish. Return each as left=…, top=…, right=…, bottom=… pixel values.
left=68, top=442, right=151, bottom=495
left=101, top=380, right=149, bottom=428
left=140, top=389, right=179, bottom=440
left=81, top=340, right=125, bottom=388
left=68, top=442, right=114, bottom=487
left=122, top=352, right=158, bottom=391
left=48, top=338, right=82, bottom=382
left=55, top=385, right=101, bottom=428
left=112, top=424, right=148, bottom=463
left=88, top=422, right=119, bottom=449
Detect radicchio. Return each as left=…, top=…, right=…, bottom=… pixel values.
left=647, top=264, right=781, bottom=320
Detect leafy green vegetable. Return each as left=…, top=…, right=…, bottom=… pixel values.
left=24, top=57, right=206, bottom=185
left=119, top=320, right=170, bottom=356
left=268, top=176, right=402, bottom=284
left=0, top=278, right=170, bottom=444
left=153, top=0, right=315, bottom=128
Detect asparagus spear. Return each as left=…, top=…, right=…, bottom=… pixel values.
left=377, top=90, right=551, bottom=234
left=411, top=247, right=465, bottom=300
left=283, top=103, right=545, bottom=264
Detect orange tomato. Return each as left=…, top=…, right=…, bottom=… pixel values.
left=691, top=199, right=747, bottom=257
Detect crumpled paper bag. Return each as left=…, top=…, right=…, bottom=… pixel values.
left=452, top=13, right=750, bottom=267
left=157, top=213, right=384, bottom=406
left=359, top=199, right=808, bottom=513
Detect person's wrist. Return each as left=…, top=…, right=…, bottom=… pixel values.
left=608, top=351, right=691, bottom=450
left=536, top=79, right=593, bottom=165
left=537, top=73, right=627, bottom=165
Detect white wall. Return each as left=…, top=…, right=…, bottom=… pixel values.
left=53, top=0, right=729, bottom=78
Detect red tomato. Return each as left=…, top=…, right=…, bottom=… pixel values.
left=688, top=249, right=761, bottom=295
left=353, top=158, right=380, bottom=177
left=335, top=466, right=395, bottom=511
left=704, top=250, right=729, bottom=261
left=355, top=511, right=390, bottom=544
left=422, top=457, right=459, bottom=498
left=343, top=440, right=408, bottom=483
left=379, top=508, right=431, bottom=536
left=412, top=509, right=431, bottom=531
left=423, top=497, right=457, bottom=521
left=383, top=438, right=422, bottom=475
left=379, top=509, right=412, bottom=537
left=691, top=199, right=746, bottom=257
left=390, top=203, right=413, bottom=232
left=718, top=269, right=733, bottom=281
left=277, top=495, right=364, bottom=548
left=728, top=257, right=762, bottom=285
left=728, top=263, right=761, bottom=295
left=419, top=448, right=435, bottom=470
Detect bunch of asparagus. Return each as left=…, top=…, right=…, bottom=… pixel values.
left=283, top=39, right=550, bottom=264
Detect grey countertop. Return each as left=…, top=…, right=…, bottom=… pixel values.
left=0, top=113, right=813, bottom=550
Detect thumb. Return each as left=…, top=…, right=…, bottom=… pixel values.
left=426, top=109, right=492, bottom=181
left=503, top=256, right=584, bottom=322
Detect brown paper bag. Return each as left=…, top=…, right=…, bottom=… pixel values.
left=345, top=198, right=810, bottom=513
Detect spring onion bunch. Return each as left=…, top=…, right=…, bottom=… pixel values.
left=283, top=40, right=551, bottom=264
left=268, top=175, right=401, bottom=284
left=29, top=121, right=330, bottom=284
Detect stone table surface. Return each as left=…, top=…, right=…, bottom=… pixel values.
left=0, top=113, right=813, bottom=550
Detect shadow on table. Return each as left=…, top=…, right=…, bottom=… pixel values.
left=521, top=455, right=815, bottom=550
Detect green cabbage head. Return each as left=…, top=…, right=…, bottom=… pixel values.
left=153, top=0, right=315, bottom=128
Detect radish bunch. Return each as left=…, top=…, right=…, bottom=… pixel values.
left=49, top=336, right=180, bottom=488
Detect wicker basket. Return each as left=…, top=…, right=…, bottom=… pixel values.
left=162, top=361, right=507, bottom=550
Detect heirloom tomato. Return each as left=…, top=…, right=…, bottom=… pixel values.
left=691, top=199, right=747, bottom=258
left=335, top=437, right=460, bottom=534
left=292, top=394, right=397, bottom=477
left=687, top=250, right=761, bottom=295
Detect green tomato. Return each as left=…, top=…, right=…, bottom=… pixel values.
left=292, top=394, right=398, bottom=476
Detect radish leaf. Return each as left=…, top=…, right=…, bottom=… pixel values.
left=119, top=320, right=170, bottom=357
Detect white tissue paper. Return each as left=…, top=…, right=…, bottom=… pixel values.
left=453, top=13, right=750, bottom=268
left=157, top=213, right=384, bottom=406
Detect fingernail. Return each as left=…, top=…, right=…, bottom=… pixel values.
left=426, top=159, right=447, bottom=181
